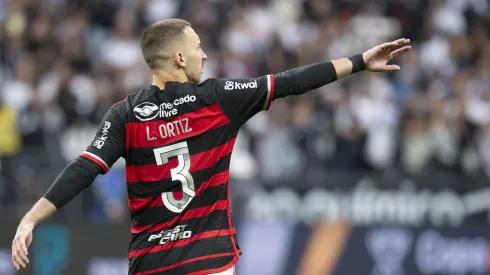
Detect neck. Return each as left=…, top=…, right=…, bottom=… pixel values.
left=152, top=69, right=188, bottom=90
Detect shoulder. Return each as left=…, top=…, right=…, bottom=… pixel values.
left=113, top=86, right=160, bottom=107
left=183, top=78, right=219, bottom=92
left=176, top=78, right=221, bottom=105
left=110, top=86, right=158, bottom=120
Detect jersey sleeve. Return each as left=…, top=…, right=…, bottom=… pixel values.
left=80, top=104, right=126, bottom=174
left=212, top=75, right=275, bottom=124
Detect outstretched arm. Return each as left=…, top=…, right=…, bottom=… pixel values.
left=273, top=38, right=411, bottom=98
left=214, top=38, right=411, bottom=124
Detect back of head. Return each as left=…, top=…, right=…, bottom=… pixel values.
left=140, top=19, right=191, bottom=70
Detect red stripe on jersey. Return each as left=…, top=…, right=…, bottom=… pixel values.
left=128, top=171, right=229, bottom=212
left=131, top=199, right=229, bottom=234
left=80, top=152, right=109, bottom=173
left=266, top=75, right=275, bottom=110
left=205, top=171, right=229, bottom=187
left=126, top=104, right=230, bottom=148
left=128, top=229, right=234, bottom=258
left=126, top=138, right=235, bottom=183
left=133, top=252, right=237, bottom=275
left=225, top=165, right=240, bottom=259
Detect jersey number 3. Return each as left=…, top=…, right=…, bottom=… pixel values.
left=153, top=141, right=195, bottom=213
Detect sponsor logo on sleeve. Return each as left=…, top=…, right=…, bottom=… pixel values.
left=93, top=121, right=111, bottom=149
left=133, top=102, right=159, bottom=121
left=224, top=80, right=258, bottom=91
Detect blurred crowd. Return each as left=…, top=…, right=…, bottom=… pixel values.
left=0, top=0, right=489, bottom=221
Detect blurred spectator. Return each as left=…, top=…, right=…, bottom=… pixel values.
left=354, top=74, right=399, bottom=170
left=0, top=101, right=21, bottom=206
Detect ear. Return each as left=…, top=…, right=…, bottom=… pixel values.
left=175, top=52, right=186, bottom=68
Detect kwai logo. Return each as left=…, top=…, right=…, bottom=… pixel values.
left=224, top=80, right=257, bottom=91
left=134, top=102, right=159, bottom=121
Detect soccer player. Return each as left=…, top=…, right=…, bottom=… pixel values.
left=11, top=19, right=410, bottom=275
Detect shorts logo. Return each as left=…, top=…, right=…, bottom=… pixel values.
left=134, top=102, right=159, bottom=121
left=224, top=80, right=257, bottom=91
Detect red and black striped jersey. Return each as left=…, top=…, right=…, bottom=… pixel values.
left=79, top=76, right=275, bottom=275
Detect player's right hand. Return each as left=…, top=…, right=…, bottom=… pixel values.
left=11, top=220, right=34, bottom=271
left=362, top=38, right=411, bottom=72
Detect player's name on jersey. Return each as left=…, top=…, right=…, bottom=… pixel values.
left=146, top=117, right=193, bottom=141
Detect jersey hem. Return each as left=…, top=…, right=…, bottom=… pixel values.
left=224, top=143, right=241, bottom=262
left=188, top=255, right=240, bottom=275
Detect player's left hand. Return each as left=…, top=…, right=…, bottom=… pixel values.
left=363, top=38, right=411, bottom=72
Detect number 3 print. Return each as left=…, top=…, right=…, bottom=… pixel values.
left=153, top=141, right=195, bottom=213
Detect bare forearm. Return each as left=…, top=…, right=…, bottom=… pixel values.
left=332, top=57, right=359, bottom=79
left=21, top=198, right=57, bottom=226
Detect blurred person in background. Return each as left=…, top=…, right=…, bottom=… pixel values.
left=0, top=97, right=21, bottom=207
left=399, top=91, right=433, bottom=174
left=354, top=74, right=399, bottom=170
left=331, top=87, right=366, bottom=170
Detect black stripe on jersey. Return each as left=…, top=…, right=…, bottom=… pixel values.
left=232, top=234, right=241, bottom=254
left=132, top=182, right=228, bottom=228
left=129, top=209, right=230, bottom=251
left=129, top=240, right=237, bottom=275
left=127, top=154, right=230, bottom=199
left=125, top=123, right=236, bottom=167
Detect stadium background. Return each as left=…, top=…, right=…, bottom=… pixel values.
left=1, top=0, right=490, bottom=274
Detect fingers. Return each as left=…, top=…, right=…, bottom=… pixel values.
left=12, top=251, right=20, bottom=271
left=381, top=38, right=411, bottom=51
left=12, top=253, right=28, bottom=269
left=391, top=46, right=411, bottom=58
left=12, top=236, right=30, bottom=270
left=12, top=252, right=27, bottom=270
left=20, top=240, right=29, bottom=257
left=12, top=255, right=21, bottom=270
left=382, top=64, right=401, bottom=71
left=13, top=243, right=29, bottom=267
